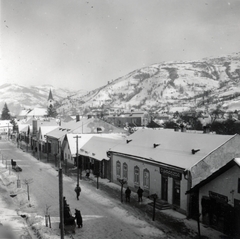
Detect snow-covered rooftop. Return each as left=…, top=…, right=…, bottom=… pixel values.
left=110, top=128, right=234, bottom=169
left=80, top=136, right=125, bottom=161
left=67, top=133, right=126, bottom=156
left=39, top=126, right=59, bottom=141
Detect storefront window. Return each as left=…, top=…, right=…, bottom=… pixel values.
left=134, top=166, right=140, bottom=185
left=173, top=179, right=180, bottom=206
left=123, top=163, right=128, bottom=180
left=143, top=169, right=150, bottom=189
left=116, top=161, right=121, bottom=178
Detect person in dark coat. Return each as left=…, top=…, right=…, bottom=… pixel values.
left=63, top=197, right=67, bottom=207
left=74, top=184, right=81, bottom=200
left=125, top=187, right=131, bottom=202
left=75, top=209, right=83, bottom=228
left=137, top=187, right=144, bottom=202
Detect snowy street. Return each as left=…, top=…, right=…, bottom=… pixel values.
left=0, top=140, right=166, bottom=239
left=0, top=140, right=228, bottom=239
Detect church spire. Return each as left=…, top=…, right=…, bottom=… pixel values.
left=47, top=89, right=54, bottom=108
left=48, top=89, right=54, bottom=101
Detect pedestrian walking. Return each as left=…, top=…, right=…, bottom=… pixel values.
left=85, top=169, right=90, bottom=179
left=125, top=187, right=131, bottom=202
left=74, top=184, right=81, bottom=200
left=137, top=186, right=144, bottom=202
left=75, top=209, right=83, bottom=228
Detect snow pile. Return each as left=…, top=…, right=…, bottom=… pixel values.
left=0, top=163, right=60, bottom=239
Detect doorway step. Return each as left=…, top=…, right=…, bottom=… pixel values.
left=148, top=199, right=171, bottom=210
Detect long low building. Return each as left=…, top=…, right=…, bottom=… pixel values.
left=107, top=128, right=240, bottom=217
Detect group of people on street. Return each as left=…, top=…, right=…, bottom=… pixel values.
left=63, top=196, right=83, bottom=229
left=74, top=184, right=83, bottom=228
left=73, top=183, right=144, bottom=229
left=125, top=186, right=144, bottom=203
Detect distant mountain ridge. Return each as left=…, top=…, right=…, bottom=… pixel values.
left=0, top=84, right=85, bottom=115
left=1, top=52, right=240, bottom=116
left=58, top=52, right=240, bottom=114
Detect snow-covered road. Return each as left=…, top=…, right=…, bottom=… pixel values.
left=0, top=140, right=166, bottom=239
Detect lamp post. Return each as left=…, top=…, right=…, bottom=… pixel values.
left=117, top=178, right=127, bottom=203
left=149, top=193, right=158, bottom=221
left=24, top=179, right=33, bottom=203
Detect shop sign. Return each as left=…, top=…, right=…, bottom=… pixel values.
left=209, top=191, right=228, bottom=203
left=159, top=167, right=182, bottom=180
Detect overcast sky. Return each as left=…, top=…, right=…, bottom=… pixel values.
left=1, top=0, right=240, bottom=91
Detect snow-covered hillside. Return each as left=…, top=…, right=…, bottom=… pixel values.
left=1, top=52, right=240, bottom=116
left=0, top=84, right=85, bottom=115
left=59, top=52, right=240, bottom=114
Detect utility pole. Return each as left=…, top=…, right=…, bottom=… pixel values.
left=37, top=131, right=40, bottom=161
left=59, top=144, right=64, bottom=239
left=74, top=135, right=81, bottom=185
left=58, top=140, right=61, bottom=168
left=46, top=136, right=49, bottom=162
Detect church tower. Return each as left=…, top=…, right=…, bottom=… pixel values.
left=47, top=89, right=57, bottom=118
left=47, top=89, right=54, bottom=108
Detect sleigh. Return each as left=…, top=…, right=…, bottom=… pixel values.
left=64, top=216, right=76, bottom=234
left=59, top=204, right=76, bottom=234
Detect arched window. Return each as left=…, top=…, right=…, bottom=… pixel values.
left=134, top=166, right=140, bottom=185
left=123, top=163, right=128, bottom=180
left=143, top=168, right=150, bottom=189
left=116, top=161, right=121, bottom=178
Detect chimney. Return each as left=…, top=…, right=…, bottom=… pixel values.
left=76, top=115, right=80, bottom=122
left=32, top=120, right=37, bottom=136
left=192, top=149, right=200, bottom=154
left=97, top=127, right=102, bottom=133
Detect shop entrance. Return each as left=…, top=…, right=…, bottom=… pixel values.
left=172, top=179, right=180, bottom=206
left=201, top=192, right=234, bottom=236
left=161, top=176, right=168, bottom=201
